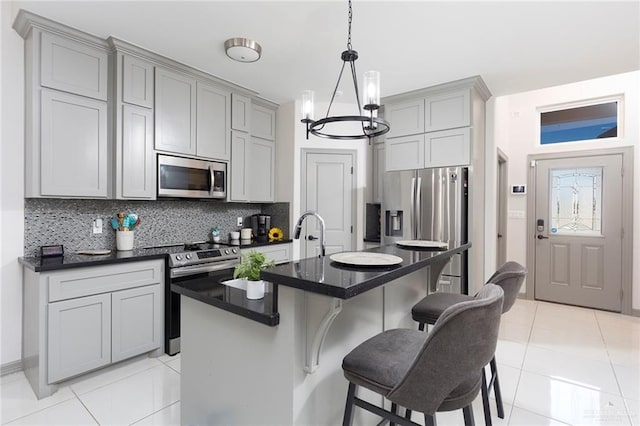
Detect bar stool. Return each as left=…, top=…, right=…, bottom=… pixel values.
left=341, top=284, right=505, bottom=426
left=411, top=261, right=527, bottom=425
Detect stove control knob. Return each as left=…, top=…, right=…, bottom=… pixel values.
left=185, top=254, right=192, bottom=260
left=231, top=248, right=238, bottom=254
left=175, top=255, right=182, bottom=261
left=224, top=249, right=230, bottom=255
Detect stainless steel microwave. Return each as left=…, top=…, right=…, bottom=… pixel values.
left=158, top=154, right=226, bottom=199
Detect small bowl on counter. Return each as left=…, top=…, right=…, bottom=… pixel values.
left=229, top=231, right=240, bottom=240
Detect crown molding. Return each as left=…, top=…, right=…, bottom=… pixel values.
left=382, top=75, right=492, bottom=105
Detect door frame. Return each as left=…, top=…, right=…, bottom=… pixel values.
left=525, top=146, right=634, bottom=314
left=496, top=148, right=508, bottom=269
left=300, top=148, right=358, bottom=258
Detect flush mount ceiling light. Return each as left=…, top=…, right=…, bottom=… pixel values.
left=300, top=0, right=390, bottom=141
left=224, top=37, right=262, bottom=63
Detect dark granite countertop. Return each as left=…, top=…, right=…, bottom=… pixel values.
left=261, top=242, right=471, bottom=299
left=19, top=239, right=293, bottom=272
left=222, top=239, right=293, bottom=249
left=171, top=280, right=279, bottom=327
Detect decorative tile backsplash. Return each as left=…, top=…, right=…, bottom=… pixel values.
left=24, top=199, right=290, bottom=256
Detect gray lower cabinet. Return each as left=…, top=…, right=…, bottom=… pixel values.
left=241, top=243, right=291, bottom=265
left=40, top=89, right=108, bottom=197
left=48, top=293, right=111, bottom=383
left=22, top=259, right=164, bottom=399
left=111, top=284, right=163, bottom=363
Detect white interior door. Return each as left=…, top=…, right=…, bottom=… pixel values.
left=302, top=151, right=355, bottom=259
left=534, top=154, right=623, bottom=311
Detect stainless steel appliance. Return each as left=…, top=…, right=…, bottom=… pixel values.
left=165, top=243, right=240, bottom=355
left=382, top=167, right=468, bottom=293
left=251, top=214, right=271, bottom=241
left=158, top=154, right=227, bottom=199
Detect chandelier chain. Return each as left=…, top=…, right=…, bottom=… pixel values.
left=347, top=0, right=353, bottom=50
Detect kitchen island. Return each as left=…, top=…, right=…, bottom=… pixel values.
left=180, top=242, right=470, bottom=426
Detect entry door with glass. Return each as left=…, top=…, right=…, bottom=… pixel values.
left=534, top=154, right=623, bottom=311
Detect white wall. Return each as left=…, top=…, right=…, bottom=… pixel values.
left=490, top=71, right=640, bottom=310
left=277, top=100, right=369, bottom=260
left=1, top=1, right=25, bottom=367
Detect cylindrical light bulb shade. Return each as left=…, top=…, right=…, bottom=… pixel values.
left=301, top=90, right=315, bottom=120
left=363, top=71, right=380, bottom=108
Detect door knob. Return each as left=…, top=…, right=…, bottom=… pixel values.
left=307, top=235, right=318, bottom=241
left=537, top=234, right=549, bottom=240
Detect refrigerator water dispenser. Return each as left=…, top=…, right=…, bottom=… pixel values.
left=385, top=210, right=403, bottom=236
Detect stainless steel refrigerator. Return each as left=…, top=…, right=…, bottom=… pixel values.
left=382, top=167, right=468, bottom=294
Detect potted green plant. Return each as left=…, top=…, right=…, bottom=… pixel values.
left=233, top=251, right=275, bottom=299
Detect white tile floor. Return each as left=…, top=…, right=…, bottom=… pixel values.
left=1, top=299, right=639, bottom=425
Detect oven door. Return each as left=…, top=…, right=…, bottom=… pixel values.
left=166, top=262, right=237, bottom=355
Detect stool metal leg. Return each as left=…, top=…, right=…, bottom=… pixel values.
left=390, top=402, right=398, bottom=426
left=462, top=405, right=475, bottom=426
left=481, top=368, right=492, bottom=426
left=489, top=357, right=505, bottom=419
left=343, top=383, right=357, bottom=426
left=425, top=414, right=437, bottom=426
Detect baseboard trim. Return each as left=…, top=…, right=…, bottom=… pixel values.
left=1, top=359, right=23, bottom=377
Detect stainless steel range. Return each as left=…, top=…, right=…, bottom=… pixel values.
left=165, top=243, right=241, bottom=355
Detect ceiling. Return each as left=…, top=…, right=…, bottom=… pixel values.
left=11, top=1, right=640, bottom=105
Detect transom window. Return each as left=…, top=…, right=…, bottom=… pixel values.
left=539, top=99, right=620, bottom=145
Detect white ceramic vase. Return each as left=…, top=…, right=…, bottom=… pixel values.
left=245, top=279, right=265, bottom=300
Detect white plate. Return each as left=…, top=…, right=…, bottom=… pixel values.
left=329, top=252, right=403, bottom=267
left=396, top=240, right=448, bottom=249
left=76, top=249, right=111, bottom=255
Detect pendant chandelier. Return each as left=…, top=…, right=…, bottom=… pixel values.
left=300, top=0, right=390, bottom=141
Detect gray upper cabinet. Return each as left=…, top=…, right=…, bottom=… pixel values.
left=384, top=99, right=424, bottom=138
left=424, top=128, right=471, bottom=168
left=40, top=32, right=108, bottom=101
left=122, top=55, right=154, bottom=108
left=248, top=137, right=275, bottom=202
left=372, top=142, right=385, bottom=203
left=196, top=81, right=231, bottom=161
left=40, top=89, right=108, bottom=197
left=385, top=134, right=425, bottom=171
left=424, top=90, right=470, bottom=132
left=230, top=130, right=249, bottom=202
left=119, top=104, right=155, bottom=199
left=251, top=104, right=276, bottom=140
left=155, top=67, right=197, bottom=155
left=231, top=93, right=251, bottom=132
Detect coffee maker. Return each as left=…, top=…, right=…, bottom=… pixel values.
left=251, top=214, right=271, bottom=241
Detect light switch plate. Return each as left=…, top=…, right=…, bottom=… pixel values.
left=92, top=218, right=103, bottom=234
left=237, top=217, right=243, bottom=227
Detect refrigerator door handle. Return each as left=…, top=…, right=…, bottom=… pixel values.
left=410, top=177, right=416, bottom=240
left=416, top=177, right=422, bottom=239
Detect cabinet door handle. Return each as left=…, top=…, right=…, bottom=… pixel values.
left=307, top=235, right=318, bottom=241
left=537, top=234, right=549, bottom=240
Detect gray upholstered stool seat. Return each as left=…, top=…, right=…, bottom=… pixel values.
left=343, top=329, right=426, bottom=396
left=412, top=293, right=473, bottom=326
left=341, top=284, right=505, bottom=426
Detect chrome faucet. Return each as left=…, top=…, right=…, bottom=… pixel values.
left=294, top=210, right=326, bottom=257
